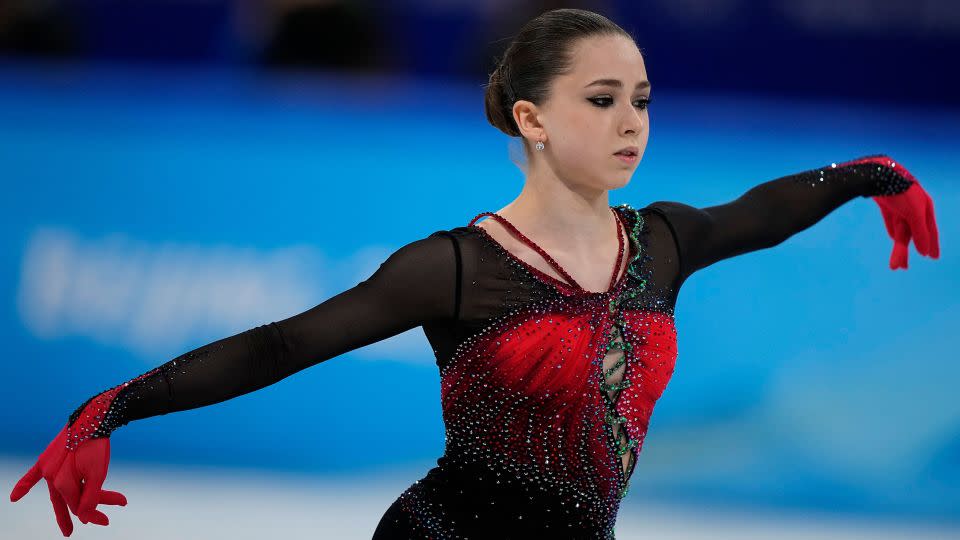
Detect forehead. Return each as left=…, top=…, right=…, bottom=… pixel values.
left=562, top=35, right=647, bottom=84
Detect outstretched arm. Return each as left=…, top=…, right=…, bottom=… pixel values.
left=10, top=230, right=460, bottom=535
left=67, top=231, right=459, bottom=441
left=646, top=154, right=940, bottom=285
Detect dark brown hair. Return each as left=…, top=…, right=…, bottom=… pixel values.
left=484, top=9, right=636, bottom=143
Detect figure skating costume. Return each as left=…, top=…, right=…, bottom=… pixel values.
left=13, top=155, right=939, bottom=539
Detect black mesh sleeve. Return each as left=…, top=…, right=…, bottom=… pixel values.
left=67, top=232, right=459, bottom=438
left=646, top=157, right=914, bottom=285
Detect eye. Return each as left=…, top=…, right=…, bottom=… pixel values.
left=588, top=96, right=653, bottom=110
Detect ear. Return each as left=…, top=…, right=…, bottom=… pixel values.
left=512, top=100, right=546, bottom=143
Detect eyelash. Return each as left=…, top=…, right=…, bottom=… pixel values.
left=588, top=96, right=653, bottom=110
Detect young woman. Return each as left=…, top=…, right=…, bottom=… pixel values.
left=9, top=8, right=940, bottom=539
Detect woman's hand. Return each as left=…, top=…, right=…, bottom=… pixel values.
left=9, top=425, right=127, bottom=536
left=838, top=154, right=941, bottom=270
left=869, top=159, right=940, bottom=269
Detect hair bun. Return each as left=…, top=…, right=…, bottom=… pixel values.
left=482, top=8, right=635, bottom=146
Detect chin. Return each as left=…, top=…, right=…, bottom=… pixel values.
left=600, top=175, right=632, bottom=191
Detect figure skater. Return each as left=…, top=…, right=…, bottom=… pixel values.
left=9, top=8, right=941, bottom=539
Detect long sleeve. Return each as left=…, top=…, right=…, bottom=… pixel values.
left=65, top=232, right=460, bottom=444
left=645, top=156, right=914, bottom=286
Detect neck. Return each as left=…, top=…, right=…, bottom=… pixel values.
left=495, top=172, right=615, bottom=252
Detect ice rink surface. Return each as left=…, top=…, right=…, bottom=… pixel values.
left=3, top=457, right=958, bottom=540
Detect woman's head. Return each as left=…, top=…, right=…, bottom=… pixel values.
left=484, top=8, right=649, bottom=192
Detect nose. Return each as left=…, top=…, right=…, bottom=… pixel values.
left=620, top=103, right=644, bottom=136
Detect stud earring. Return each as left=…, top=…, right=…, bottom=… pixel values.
left=535, top=139, right=544, bottom=151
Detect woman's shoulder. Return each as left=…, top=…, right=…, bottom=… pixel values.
left=615, top=201, right=684, bottom=235
left=427, top=224, right=484, bottom=240
left=379, top=225, right=488, bottom=272
left=425, top=223, right=488, bottom=251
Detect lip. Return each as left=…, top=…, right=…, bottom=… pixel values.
left=615, top=153, right=638, bottom=164
left=614, top=146, right=639, bottom=156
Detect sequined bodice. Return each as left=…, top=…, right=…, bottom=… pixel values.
left=412, top=204, right=681, bottom=538
left=464, top=206, right=667, bottom=485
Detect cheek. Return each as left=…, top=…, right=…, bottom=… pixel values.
left=555, top=112, right=608, bottom=151
left=550, top=120, right=588, bottom=155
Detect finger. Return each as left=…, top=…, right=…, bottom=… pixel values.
left=53, top=454, right=82, bottom=519
left=77, top=487, right=127, bottom=527
left=890, top=243, right=908, bottom=270
left=78, top=508, right=110, bottom=527
left=10, top=462, right=42, bottom=502
left=890, top=245, right=907, bottom=270
left=925, top=195, right=940, bottom=258
left=98, top=489, right=127, bottom=506
left=907, top=191, right=931, bottom=257
left=891, top=219, right=911, bottom=270
left=46, top=481, right=74, bottom=537
left=75, top=439, right=109, bottom=523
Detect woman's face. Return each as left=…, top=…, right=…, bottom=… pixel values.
left=528, top=34, right=650, bottom=192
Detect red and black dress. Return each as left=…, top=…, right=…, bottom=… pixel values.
left=62, top=157, right=917, bottom=539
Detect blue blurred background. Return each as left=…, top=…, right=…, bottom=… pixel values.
left=2, top=1, right=958, bottom=538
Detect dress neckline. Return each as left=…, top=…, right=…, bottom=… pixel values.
left=467, top=206, right=629, bottom=295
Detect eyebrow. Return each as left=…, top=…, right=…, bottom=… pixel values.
left=584, top=78, right=651, bottom=90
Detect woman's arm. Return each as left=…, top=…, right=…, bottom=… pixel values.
left=65, top=231, right=459, bottom=445
left=646, top=154, right=939, bottom=284
left=11, top=231, right=460, bottom=534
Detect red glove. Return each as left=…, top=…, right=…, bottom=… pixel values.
left=9, top=425, right=127, bottom=536
left=875, top=181, right=940, bottom=270
left=840, top=155, right=941, bottom=270
left=11, top=350, right=169, bottom=534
